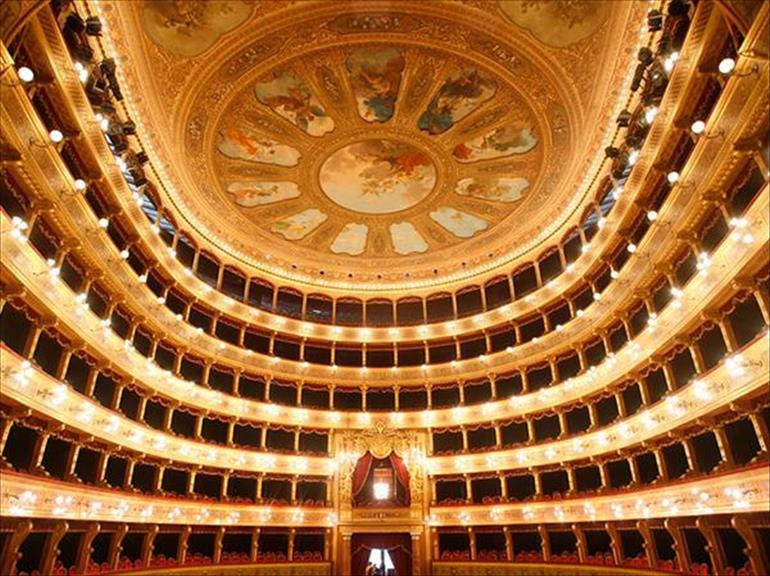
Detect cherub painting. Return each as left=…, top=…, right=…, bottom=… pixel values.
left=226, top=181, right=301, bottom=207
left=453, top=125, right=537, bottom=162
left=390, top=222, right=428, bottom=254
left=319, top=140, right=436, bottom=214
left=330, top=223, right=369, bottom=255
left=430, top=207, right=488, bottom=238
left=255, top=70, right=335, bottom=136
left=346, top=47, right=405, bottom=123
left=418, top=68, right=497, bottom=135
left=270, top=209, right=328, bottom=240
left=455, top=177, right=530, bottom=202
left=141, top=1, right=252, bottom=57
left=217, top=126, right=300, bottom=166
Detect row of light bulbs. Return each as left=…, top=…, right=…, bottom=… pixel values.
left=7, top=199, right=758, bottom=439
left=5, top=42, right=713, bottom=338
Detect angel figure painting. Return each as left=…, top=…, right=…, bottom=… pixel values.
left=453, top=125, right=538, bottom=162
left=141, top=0, right=253, bottom=57
left=418, top=67, right=497, bottom=135
left=255, top=70, right=335, bottom=136
left=319, top=139, right=436, bottom=214
left=330, top=223, right=369, bottom=255
left=430, top=207, right=488, bottom=238
left=346, top=47, right=405, bottom=123
left=390, top=222, right=429, bottom=255
left=455, top=177, right=530, bottom=202
left=226, top=181, right=301, bottom=207
left=270, top=209, right=328, bottom=240
left=217, top=126, right=301, bottom=166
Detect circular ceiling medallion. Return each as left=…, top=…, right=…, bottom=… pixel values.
left=104, top=0, right=644, bottom=287
left=319, top=139, right=437, bottom=215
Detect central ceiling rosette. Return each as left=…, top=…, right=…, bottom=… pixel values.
left=209, top=45, right=544, bottom=259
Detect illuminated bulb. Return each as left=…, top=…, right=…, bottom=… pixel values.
left=627, top=149, right=639, bottom=166
left=667, top=171, right=680, bottom=184
left=138, top=274, right=147, bottom=283
left=98, top=217, right=109, bottom=228
left=627, top=243, right=637, bottom=253
left=168, top=248, right=177, bottom=257
left=75, top=293, right=87, bottom=304
left=611, top=186, right=623, bottom=200
left=610, top=268, right=619, bottom=279
left=580, top=243, right=589, bottom=254
left=644, top=106, right=658, bottom=123
left=692, top=379, right=713, bottom=400
left=690, top=120, right=706, bottom=135
left=576, top=309, right=584, bottom=317
left=597, top=217, right=606, bottom=228
left=373, top=482, right=390, bottom=500
left=157, top=296, right=166, bottom=304
left=647, top=210, right=658, bottom=221
left=718, top=57, right=736, bottom=75
left=664, top=51, right=679, bottom=72
left=119, top=249, right=129, bottom=259
left=593, top=292, right=601, bottom=301
left=48, top=129, right=64, bottom=143
left=73, top=178, right=87, bottom=191
left=100, top=117, right=110, bottom=132
left=696, top=252, right=711, bottom=274
left=17, top=66, right=34, bottom=83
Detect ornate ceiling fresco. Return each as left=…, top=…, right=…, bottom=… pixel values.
left=94, top=0, right=647, bottom=290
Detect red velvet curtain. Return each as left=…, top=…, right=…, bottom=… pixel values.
left=389, top=452, right=410, bottom=505
left=351, top=533, right=412, bottom=576
left=352, top=451, right=373, bottom=498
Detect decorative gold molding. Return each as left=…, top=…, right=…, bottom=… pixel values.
left=336, top=423, right=428, bottom=526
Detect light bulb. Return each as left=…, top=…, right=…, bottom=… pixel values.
left=48, top=129, right=64, bottom=143
left=74, top=178, right=87, bottom=191
left=98, top=217, right=109, bottom=228
left=690, top=120, right=706, bottom=134
left=627, top=243, right=637, bottom=253
left=667, top=171, right=680, bottom=184
left=17, top=66, right=34, bottom=83
left=647, top=210, right=658, bottom=221
left=718, top=57, right=736, bottom=75
left=644, top=106, right=658, bottom=123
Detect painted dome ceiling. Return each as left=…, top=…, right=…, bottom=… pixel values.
left=97, top=0, right=647, bottom=290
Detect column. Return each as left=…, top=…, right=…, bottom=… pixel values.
left=40, top=521, right=69, bottom=576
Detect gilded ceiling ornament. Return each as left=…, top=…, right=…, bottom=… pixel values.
left=101, top=0, right=646, bottom=286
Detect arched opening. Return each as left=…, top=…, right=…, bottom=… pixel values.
left=351, top=451, right=410, bottom=508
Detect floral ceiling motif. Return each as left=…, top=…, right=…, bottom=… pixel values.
left=97, top=0, right=643, bottom=287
